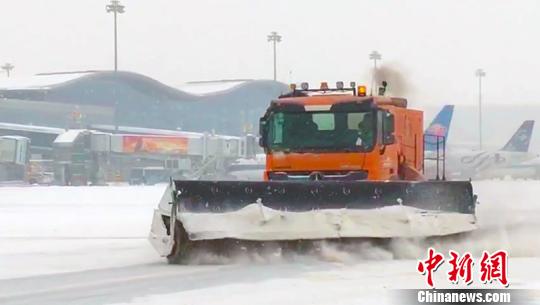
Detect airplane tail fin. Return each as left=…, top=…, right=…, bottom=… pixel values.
left=424, top=105, right=454, bottom=152
left=500, top=120, right=535, bottom=152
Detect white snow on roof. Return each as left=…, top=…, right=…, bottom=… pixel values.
left=177, top=80, right=250, bottom=95
left=91, top=124, right=204, bottom=138
left=90, top=124, right=240, bottom=139
left=54, top=130, right=86, bottom=144
left=0, top=71, right=97, bottom=90
left=0, top=122, right=65, bottom=134
left=0, top=135, right=30, bottom=141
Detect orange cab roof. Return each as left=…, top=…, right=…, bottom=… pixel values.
left=275, top=94, right=407, bottom=107
left=276, top=94, right=370, bottom=106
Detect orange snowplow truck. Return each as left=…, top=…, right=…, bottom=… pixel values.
left=259, top=85, right=424, bottom=182
left=151, top=82, right=477, bottom=264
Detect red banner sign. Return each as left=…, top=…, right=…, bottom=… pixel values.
left=122, top=135, right=188, bottom=154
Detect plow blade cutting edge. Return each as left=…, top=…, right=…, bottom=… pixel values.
left=149, top=180, right=477, bottom=262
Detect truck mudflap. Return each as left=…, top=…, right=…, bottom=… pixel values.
left=150, top=180, right=477, bottom=262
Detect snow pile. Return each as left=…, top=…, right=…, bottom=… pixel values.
left=179, top=203, right=476, bottom=241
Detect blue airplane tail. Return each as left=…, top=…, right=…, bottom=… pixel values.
left=424, top=105, right=454, bottom=152
left=500, top=120, right=535, bottom=152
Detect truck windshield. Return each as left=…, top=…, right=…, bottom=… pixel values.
left=267, top=111, right=376, bottom=152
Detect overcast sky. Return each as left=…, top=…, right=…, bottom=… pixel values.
left=2, top=0, right=540, bottom=106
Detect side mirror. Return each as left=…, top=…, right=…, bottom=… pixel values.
left=259, top=118, right=268, bottom=147
left=382, top=111, right=395, bottom=145
left=258, top=137, right=266, bottom=148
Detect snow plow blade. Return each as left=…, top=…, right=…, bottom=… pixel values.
left=149, top=180, right=477, bottom=262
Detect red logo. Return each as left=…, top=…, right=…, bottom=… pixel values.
left=426, top=124, right=447, bottom=137
left=448, top=251, right=474, bottom=285
left=417, top=248, right=445, bottom=288
left=417, top=249, right=509, bottom=288
left=480, top=250, right=509, bottom=287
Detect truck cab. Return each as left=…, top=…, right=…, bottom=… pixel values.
left=259, top=83, right=424, bottom=181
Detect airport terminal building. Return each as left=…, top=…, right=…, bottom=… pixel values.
left=0, top=71, right=288, bottom=135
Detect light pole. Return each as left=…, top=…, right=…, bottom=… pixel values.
left=267, top=31, right=282, bottom=81
left=106, top=0, right=125, bottom=72
left=475, top=68, right=486, bottom=150
left=1, top=63, right=14, bottom=78
left=369, top=51, right=382, bottom=95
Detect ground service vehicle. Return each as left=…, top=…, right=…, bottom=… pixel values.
left=0, top=136, right=30, bottom=182
left=149, top=82, right=477, bottom=263
left=129, top=167, right=170, bottom=185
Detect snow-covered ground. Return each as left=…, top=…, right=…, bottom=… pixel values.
left=0, top=186, right=162, bottom=279
left=0, top=181, right=539, bottom=305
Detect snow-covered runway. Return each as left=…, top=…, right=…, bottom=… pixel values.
left=0, top=186, right=161, bottom=280
left=0, top=181, right=539, bottom=305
